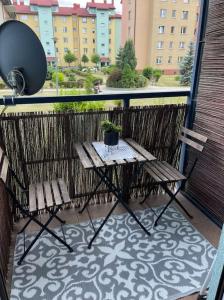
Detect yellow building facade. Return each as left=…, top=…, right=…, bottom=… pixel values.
left=15, top=1, right=121, bottom=67
left=122, top=0, right=199, bottom=73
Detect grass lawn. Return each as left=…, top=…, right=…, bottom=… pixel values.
left=157, top=75, right=181, bottom=87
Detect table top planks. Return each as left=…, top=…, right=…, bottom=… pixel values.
left=75, top=139, right=156, bottom=169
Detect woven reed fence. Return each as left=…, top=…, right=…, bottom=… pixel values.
left=0, top=105, right=186, bottom=214
left=186, top=0, right=224, bottom=225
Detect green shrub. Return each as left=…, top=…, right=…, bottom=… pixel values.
left=53, top=102, right=74, bottom=112
left=85, top=75, right=94, bottom=94
left=73, top=101, right=105, bottom=112
left=52, top=72, right=65, bottom=84
left=92, top=76, right=103, bottom=85
left=46, top=67, right=54, bottom=80
left=61, top=81, right=77, bottom=88
left=142, top=67, right=154, bottom=80
left=175, top=75, right=180, bottom=81
left=106, top=69, right=122, bottom=87
left=102, top=65, right=116, bottom=75
left=120, top=64, right=137, bottom=88
left=153, top=69, right=162, bottom=82
left=113, top=100, right=122, bottom=107
left=60, top=89, right=85, bottom=96
left=135, top=74, right=148, bottom=88
left=76, top=79, right=85, bottom=88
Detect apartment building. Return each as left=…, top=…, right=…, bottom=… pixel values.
left=14, top=0, right=121, bottom=67
left=0, top=0, right=16, bottom=24
left=121, top=0, right=199, bottom=73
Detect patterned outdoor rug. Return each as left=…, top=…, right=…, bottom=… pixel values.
left=10, top=206, right=216, bottom=300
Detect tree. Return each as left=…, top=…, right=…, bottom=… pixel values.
left=116, top=47, right=124, bottom=69
left=81, top=54, right=89, bottom=66
left=180, top=42, right=195, bottom=86
left=91, top=54, right=100, bottom=68
left=52, top=72, right=64, bottom=85
left=64, top=50, right=76, bottom=67
left=116, top=40, right=137, bottom=71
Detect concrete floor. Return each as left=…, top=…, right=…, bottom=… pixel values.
left=7, top=193, right=221, bottom=300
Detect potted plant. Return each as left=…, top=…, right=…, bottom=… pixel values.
left=101, top=120, right=122, bottom=146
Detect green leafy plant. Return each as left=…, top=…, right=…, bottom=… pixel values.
left=91, top=53, right=100, bottom=68
left=52, top=72, right=64, bottom=85
left=64, top=50, right=77, bottom=67
left=81, top=54, right=89, bottom=66
left=101, top=120, right=122, bottom=133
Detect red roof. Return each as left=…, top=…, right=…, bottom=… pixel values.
left=110, top=13, right=121, bottom=19
left=47, top=57, right=56, bottom=61
left=53, top=7, right=74, bottom=16
left=100, top=57, right=110, bottom=62
left=30, top=0, right=58, bottom=7
left=14, top=2, right=37, bottom=14
left=87, top=2, right=115, bottom=10
left=76, top=8, right=95, bottom=17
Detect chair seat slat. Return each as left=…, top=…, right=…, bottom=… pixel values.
left=36, top=183, right=45, bottom=210
left=179, top=135, right=204, bottom=152
left=51, top=180, right=63, bottom=206
left=181, top=127, right=207, bottom=143
left=29, top=184, right=37, bottom=212
left=44, top=181, right=53, bottom=208
left=75, top=143, right=93, bottom=169
left=162, top=161, right=186, bottom=181
left=0, top=157, right=9, bottom=183
left=58, top=179, right=71, bottom=204
left=155, top=161, right=178, bottom=181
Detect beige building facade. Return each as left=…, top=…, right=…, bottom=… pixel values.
left=122, top=0, right=199, bottom=74
left=0, top=0, right=16, bottom=24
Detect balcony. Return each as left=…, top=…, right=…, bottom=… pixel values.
left=1, top=0, right=224, bottom=299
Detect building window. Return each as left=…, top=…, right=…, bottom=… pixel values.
left=156, top=56, right=162, bottom=64
left=169, top=41, right=173, bottom=49
left=181, top=26, right=187, bottom=34
left=62, top=16, right=67, bottom=22
left=168, top=56, right=172, bottom=64
left=63, top=37, right=68, bottom=43
left=73, top=16, right=77, bottom=21
left=101, top=22, right=105, bottom=25
left=128, top=10, right=131, bottom=20
left=92, top=18, right=95, bottom=23
left=82, top=17, right=87, bottom=23
left=101, top=12, right=105, bottom=16
left=64, top=48, right=68, bottom=53
left=101, top=32, right=105, bottom=36
left=74, top=48, right=78, bottom=52
left=93, top=38, right=95, bottom=43
left=160, top=9, right=167, bottom=18
left=109, top=29, right=111, bottom=34
left=102, top=53, right=105, bottom=56
left=63, top=27, right=67, bottom=33
left=109, top=38, right=111, bottom=44
left=34, top=16, right=38, bottom=21
left=46, top=41, right=49, bottom=45
left=92, top=29, right=95, bottom=34
left=179, top=42, right=185, bottom=49
left=93, top=48, right=95, bottom=53
left=109, top=48, right=111, bottom=54
left=158, top=26, right=165, bottom=34
left=54, top=26, right=57, bottom=33
left=73, top=27, right=77, bottom=32
left=84, top=48, right=88, bottom=54
left=128, top=26, right=131, bottom=37
left=82, top=28, right=87, bottom=33
left=172, top=10, right=176, bottom=18
left=170, top=26, right=175, bottom=34
left=20, top=15, right=28, bottom=20
left=56, top=48, right=59, bottom=53
left=178, top=56, right=183, bottom=63
left=182, top=11, right=189, bottom=20
left=101, top=43, right=105, bottom=47
left=47, top=51, right=51, bottom=55
left=83, top=38, right=88, bottom=44
left=157, top=41, right=164, bottom=49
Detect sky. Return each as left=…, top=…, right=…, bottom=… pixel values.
left=59, top=0, right=122, bottom=13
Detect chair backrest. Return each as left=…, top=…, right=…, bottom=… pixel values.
left=0, top=146, right=9, bottom=184
left=179, top=127, right=208, bottom=152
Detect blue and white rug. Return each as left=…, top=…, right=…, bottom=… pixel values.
left=10, top=206, right=216, bottom=300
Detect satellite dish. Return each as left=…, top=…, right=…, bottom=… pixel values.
left=0, top=20, right=47, bottom=96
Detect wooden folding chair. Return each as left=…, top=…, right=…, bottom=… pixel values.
left=0, top=147, right=73, bottom=265
left=140, top=127, right=207, bottom=226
